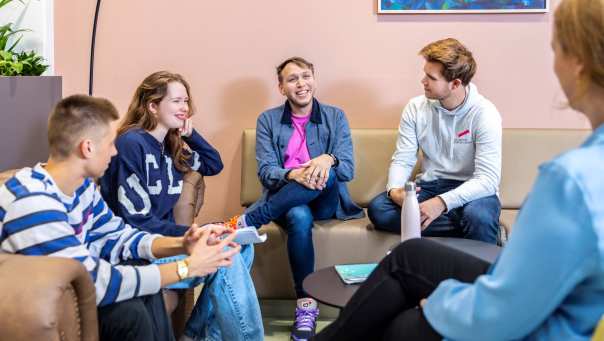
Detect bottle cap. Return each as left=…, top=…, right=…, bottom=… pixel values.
left=404, top=181, right=416, bottom=192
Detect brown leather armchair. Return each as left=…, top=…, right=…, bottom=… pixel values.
left=0, top=170, right=205, bottom=341
left=0, top=254, right=98, bottom=341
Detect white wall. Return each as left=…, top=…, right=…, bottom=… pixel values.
left=0, top=0, right=53, bottom=74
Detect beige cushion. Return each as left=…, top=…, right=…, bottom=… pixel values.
left=346, top=129, right=399, bottom=207
left=500, top=209, right=519, bottom=235
left=499, top=129, right=589, bottom=209
left=250, top=223, right=295, bottom=298
left=241, top=130, right=260, bottom=207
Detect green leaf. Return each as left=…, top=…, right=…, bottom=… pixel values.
left=0, top=0, right=25, bottom=10
left=0, top=50, right=13, bottom=60
left=1, top=0, right=49, bottom=76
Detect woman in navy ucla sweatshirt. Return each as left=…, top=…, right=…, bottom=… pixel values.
left=100, top=81, right=222, bottom=237
left=100, top=71, right=263, bottom=341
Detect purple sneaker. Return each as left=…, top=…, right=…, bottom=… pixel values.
left=291, top=298, right=320, bottom=341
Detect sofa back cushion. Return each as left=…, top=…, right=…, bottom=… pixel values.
left=498, top=129, right=589, bottom=208
left=241, top=128, right=590, bottom=209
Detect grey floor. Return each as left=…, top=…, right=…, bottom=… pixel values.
left=193, top=287, right=337, bottom=340
left=261, top=300, right=337, bottom=340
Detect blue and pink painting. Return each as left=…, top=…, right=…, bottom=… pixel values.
left=378, top=0, right=548, bottom=13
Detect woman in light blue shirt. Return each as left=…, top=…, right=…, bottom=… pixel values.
left=315, top=0, right=604, bottom=339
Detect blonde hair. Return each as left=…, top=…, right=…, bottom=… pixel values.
left=419, top=38, right=477, bottom=86
left=276, top=57, right=315, bottom=83
left=554, top=0, right=604, bottom=96
left=48, top=95, right=119, bottom=160
left=119, top=71, right=196, bottom=173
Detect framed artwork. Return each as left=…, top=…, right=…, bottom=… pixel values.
left=378, top=0, right=548, bottom=13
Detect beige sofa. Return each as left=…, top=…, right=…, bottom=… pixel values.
left=242, top=128, right=590, bottom=299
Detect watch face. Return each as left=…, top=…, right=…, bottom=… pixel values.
left=177, top=260, right=189, bottom=279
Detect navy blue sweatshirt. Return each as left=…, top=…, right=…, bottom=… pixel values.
left=100, top=128, right=223, bottom=236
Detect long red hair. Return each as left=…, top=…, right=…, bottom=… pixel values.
left=119, top=71, right=196, bottom=172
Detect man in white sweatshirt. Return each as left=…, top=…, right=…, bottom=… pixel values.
left=368, top=38, right=502, bottom=244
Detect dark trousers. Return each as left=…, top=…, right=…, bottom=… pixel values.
left=97, top=260, right=175, bottom=341
left=368, top=179, right=501, bottom=244
left=314, top=238, right=491, bottom=341
left=246, top=170, right=339, bottom=297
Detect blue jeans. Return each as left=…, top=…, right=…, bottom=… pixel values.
left=367, top=179, right=501, bottom=244
left=183, top=244, right=263, bottom=341
left=246, top=170, right=339, bottom=297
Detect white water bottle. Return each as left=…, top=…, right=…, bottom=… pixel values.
left=401, top=181, right=421, bottom=242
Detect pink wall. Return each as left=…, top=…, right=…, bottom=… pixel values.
left=54, top=0, right=588, bottom=222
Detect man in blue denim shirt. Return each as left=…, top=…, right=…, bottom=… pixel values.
left=236, top=57, right=363, bottom=340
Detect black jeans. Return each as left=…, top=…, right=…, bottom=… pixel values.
left=314, top=238, right=491, bottom=341
left=97, top=260, right=175, bottom=341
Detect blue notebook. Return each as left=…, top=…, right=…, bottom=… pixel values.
left=334, top=263, right=378, bottom=285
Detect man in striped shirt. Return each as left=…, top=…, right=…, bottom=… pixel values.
left=0, top=95, right=240, bottom=341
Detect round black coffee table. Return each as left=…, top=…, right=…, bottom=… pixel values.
left=302, top=237, right=501, bottom=309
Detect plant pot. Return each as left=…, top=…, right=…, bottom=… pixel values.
left=0, top=76, right=61, bottom=171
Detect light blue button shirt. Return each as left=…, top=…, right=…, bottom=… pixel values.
left=424, top=124, right=604, bottom=341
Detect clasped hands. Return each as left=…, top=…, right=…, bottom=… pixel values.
left=181, top=223, right=241, bottom=277
left=286, top=154, right=334, bottom=190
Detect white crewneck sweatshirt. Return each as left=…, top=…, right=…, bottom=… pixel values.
left=387, top=83, right=502, bottom=211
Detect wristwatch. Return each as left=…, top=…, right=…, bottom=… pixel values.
left=329, top=154, right=339, bottom=168
left=176, top=259, right=189, bottom=280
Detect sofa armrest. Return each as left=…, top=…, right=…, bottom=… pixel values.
left=170, top=171, right=205, bottom=338
left=0, top=254, right=98, bottom=341
left=173, top=171, right=205, bottom=226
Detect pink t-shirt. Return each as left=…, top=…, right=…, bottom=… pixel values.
left=283, top=114, right=311, bottom=169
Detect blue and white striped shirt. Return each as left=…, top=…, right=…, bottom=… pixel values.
left=0, top=163, right=162, bottom=306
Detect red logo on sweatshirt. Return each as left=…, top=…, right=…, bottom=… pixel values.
left=457, top=129, right=470, bottom=138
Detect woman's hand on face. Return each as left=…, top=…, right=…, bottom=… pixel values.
left=180, top=118, right=193, bottom=137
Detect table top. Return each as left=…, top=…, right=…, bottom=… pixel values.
left=302, top=237, right=501, bottom=309
left=427, top=237, right=501, bottom=263
left=302, top=266, right=359, bottom=309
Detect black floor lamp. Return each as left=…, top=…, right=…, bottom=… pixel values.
left=89, top=0, right=102, bottom=96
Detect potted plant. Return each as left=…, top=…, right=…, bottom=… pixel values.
left=0, top=0, right=61, bottom=170
left=0, top=0, right=49, bottom=76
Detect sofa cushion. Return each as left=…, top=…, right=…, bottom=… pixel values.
left=345, top=129, right=399, bottom=207
left=499, top=129, right=589, bottom=209
left=499, top=209, right=519, bottom=235
left=241, top=130, right=260, bottom=207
